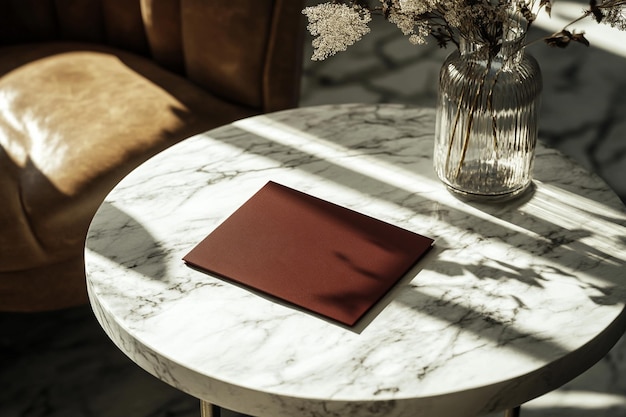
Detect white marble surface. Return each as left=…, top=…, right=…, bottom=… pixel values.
left=85, top=103, right=626, bottom=417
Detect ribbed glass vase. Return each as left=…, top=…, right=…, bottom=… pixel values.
left=433, top=33, right=542, bottom=201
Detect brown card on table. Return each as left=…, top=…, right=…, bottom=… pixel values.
left=183, top=181, right=434, bottom=326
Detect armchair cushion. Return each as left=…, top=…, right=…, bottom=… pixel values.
left=0, top=0, right=304, bottom=312
left=0, top=42, right=257, bottom=311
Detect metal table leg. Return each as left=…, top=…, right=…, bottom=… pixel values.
left=201, top=400, right=520, bottom=417
left=200, top=401, right=221, bottom=417
left=504, top=406, right=521, bottom=417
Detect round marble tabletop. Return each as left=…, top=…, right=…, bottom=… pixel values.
left=86, top=103, right=626, bottom=417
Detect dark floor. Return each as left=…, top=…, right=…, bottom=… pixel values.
left=0, top=306, right=200, bottom=417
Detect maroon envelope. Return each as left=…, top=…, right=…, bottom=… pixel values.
left=183, top=181, right=434, bottom=326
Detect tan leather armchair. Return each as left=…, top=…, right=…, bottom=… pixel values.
left=0, top=0, right=304, bottom=312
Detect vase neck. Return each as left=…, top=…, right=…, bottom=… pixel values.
left=459, top=20, right=526, bottom=70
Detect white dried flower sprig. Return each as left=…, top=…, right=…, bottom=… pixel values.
left=302, top=0, right=626, bottom=60
left=302, top=3, right=372, bottom=60
left=387, top=7, right=430, bottom=45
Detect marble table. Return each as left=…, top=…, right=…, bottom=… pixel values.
left=85, top=103, right=626, bottom=417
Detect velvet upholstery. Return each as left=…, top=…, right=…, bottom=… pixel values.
left=0, top=0, right=304, bottom=311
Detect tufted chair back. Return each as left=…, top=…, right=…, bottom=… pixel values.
left=0, top=0, right=305, bottom=311
left=0, top=0, right=303, bottom=112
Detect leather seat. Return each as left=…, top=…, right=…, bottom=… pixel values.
left=0, top=0, right=304, bottom=311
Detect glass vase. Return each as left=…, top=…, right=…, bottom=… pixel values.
left=433, top=33, right=542, bottom=201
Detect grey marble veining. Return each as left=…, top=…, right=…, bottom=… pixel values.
left=86, top=104, right=626, bottom=417
left=3, top=2, right=626, bottom=415
left=296, top=3, right=626, bottom=415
